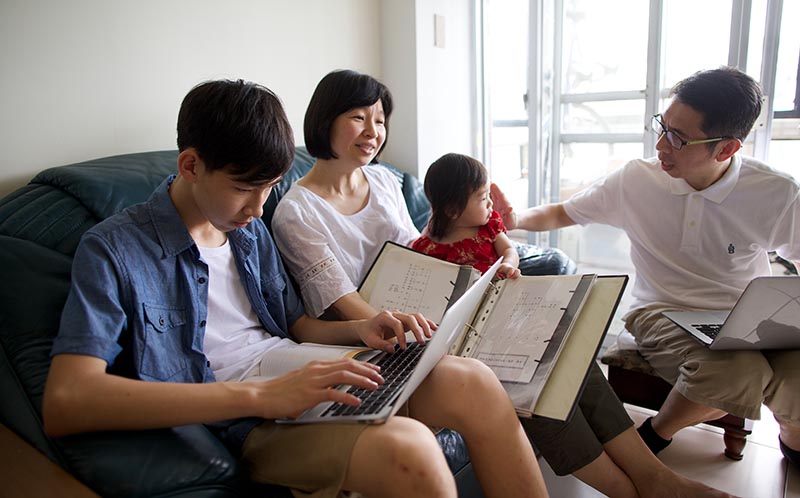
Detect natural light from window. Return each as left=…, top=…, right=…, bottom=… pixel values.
left=484, top=0, right=799, bottom=270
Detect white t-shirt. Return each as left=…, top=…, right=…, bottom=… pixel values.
left=564, top=155, right=800, bottom=311
left=272, top=165, right=420, bottom=317
left=198, top=240, right=284, bottom=382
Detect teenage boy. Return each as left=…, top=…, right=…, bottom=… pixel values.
left=492, top=66, right=800, bottom=468
left=43, top=79, right=548, bottom=498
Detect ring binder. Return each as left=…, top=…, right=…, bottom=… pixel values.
left=358, top=240, right=629, bottom=421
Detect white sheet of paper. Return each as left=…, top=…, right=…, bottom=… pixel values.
left=365, top=252, right=457, bottom=321
left=257, top=341, right=377, bottom=380
left=474, top=275, right=582, bottom=383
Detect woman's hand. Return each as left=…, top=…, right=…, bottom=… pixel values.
left=254, top=358, right=384, bottom=419
left=356, top=310, right=435, bottom=352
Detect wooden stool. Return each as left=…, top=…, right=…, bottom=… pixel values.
left=600, top=341, right=753, bottom=460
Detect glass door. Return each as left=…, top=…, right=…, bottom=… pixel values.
left=481, top=0, right=793, bottom=270
left=482, top=0, right=531, bottom=237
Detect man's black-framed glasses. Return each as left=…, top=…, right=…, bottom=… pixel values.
left=651, top=114, right=729, bottom=150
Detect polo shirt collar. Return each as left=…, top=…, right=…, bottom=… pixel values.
left=667, top=154, right=741, bottom=203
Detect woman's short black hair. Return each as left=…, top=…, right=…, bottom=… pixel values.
left=177, top=79, right=295, bottom=183
left=424, top=153, right=488, bottom=239
left=304, top=69, right=393, bottom=162
left=671, top=66, right=763, bottom=146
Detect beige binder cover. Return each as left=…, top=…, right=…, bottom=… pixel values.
left=532, top=275, right=628, bottom=420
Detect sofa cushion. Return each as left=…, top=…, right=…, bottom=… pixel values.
left=31, top=151, right=179, bottom=221
left=0, top=151, right=177, bottom=257
left=0, top=148, right=431, bottom=258
left=0, top=184, right=97, bottom=257
left=56, top=425, right=246, bottom=498
left=517, top=242, right=577, bottom=276
left=0, top=237, right=72, bottom=458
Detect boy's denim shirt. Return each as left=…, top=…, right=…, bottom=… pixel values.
left=52, top=175, right=305, bottom=386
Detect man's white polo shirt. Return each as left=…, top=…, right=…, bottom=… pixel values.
left=563, top=154, right=800, bottom=311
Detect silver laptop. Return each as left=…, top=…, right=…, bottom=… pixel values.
left=279, top=258, right=503, bottom=424
left=663, top=276, right=800, bottom=350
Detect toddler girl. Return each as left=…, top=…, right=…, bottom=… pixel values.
left=412, top=153, right=521, bottom=279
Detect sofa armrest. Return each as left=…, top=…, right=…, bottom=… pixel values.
left=55, top=425, right=250, bottom=498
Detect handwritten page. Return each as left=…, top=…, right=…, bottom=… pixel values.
left=363, top=249, right=458, bottom=321
left=473, top=275, right=582, bottom=383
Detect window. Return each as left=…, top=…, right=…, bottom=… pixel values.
left=769, top=0, right=800, bottom=179
left=482, top=0, right=797, bottom=269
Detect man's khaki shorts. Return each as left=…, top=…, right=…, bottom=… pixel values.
left=625, top=304, right=800, bottom=423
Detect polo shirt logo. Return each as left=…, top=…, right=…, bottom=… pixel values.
left=728, top=243, right=735, bottom=254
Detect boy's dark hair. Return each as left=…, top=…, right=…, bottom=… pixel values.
left=424, top=153, right=488, bottom=239
left=304, top=69, right=393, bottom=162
left=177, top=79, right=295, bottom=183
left=671, top=66, right=763, bottom=147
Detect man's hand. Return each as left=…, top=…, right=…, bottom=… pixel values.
left=356, top=310, right=435, bottom=352
left=256, top=358, right=384, bottom=419
left=490, top=183, right=517, bottom=230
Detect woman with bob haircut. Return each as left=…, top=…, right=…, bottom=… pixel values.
left=275, top=69, right=548, bottom=498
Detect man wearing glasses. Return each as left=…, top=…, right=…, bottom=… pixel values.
left=492, top=66, right=800, bottom=470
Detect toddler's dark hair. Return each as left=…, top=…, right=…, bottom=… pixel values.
left=424, top=153, right=488, bottom=239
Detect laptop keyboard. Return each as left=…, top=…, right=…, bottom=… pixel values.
left=322, top=341, right=427, bottom=418
left=692, top=323, right=722, bottom=339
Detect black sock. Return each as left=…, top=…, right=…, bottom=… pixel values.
left=637, top=417, right=672, bottom=455
left=780, top=438, right=800, bottom=469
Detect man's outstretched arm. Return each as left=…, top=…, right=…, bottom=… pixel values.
left=490, top=183, right=577, bottom=232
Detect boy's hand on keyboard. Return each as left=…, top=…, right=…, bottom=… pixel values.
left=256, top=358, right=383, bottom=419
left=357, top=310, right=435, bottom=353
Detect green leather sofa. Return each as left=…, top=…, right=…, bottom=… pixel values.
left=0, top=147, right=575, bottom=497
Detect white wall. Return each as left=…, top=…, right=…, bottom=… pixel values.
left=379, top=0, right=419, bottom=176
left=0, top=0, right=478, bottom=197
left=0, top=0, right=383, bottom=196
left=414, top=0, right=477, bottom=175
left=380, top=0, right=477, bottom=179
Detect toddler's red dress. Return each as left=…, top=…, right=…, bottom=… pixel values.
left=411, top=210, right=506, bottom=274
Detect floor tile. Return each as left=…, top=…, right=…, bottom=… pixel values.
left=627, top=406, right=786, bottom=498
left=749, top=404, right=781, bottom=449
left=539, top=457, right=605, bottom=497
left=540, top=404, right=790, bottom=497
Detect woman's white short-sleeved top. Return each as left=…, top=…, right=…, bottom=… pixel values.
left=272, top=165, right=420, bottom=317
